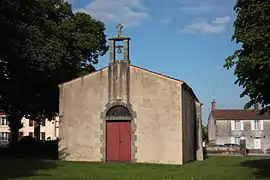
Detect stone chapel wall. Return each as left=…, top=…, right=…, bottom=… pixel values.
left=58, top=68, right=108, bottom=161
left=129, top=66, right=183, bottom=164
left=181, top=87, right=197, bottom=163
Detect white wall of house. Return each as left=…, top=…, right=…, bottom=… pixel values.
left=214, top=119, right=270, bottom=152
left=0, top=114, right=59, bottom=146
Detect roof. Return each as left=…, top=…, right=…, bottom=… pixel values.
left=0, top=112, right=6, bottom=116
left=212, top=109, right=270, bottom=120
left=60, top=64, right=202, bottom=105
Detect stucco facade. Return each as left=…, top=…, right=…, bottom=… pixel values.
left=208, top=100, right=270, bottom=153
left=209, top=118, right=270, bottom=152
left=58, top=27, right=203, bottom=164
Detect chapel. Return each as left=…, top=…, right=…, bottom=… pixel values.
left=58, top=24, right=204, bottom=164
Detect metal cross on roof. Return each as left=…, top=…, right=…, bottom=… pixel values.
left=116, top=24, right=123, bottom=37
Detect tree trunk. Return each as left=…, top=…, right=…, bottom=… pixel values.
left=8, top=110, right=23, bottom=153
left=34, top=121, right=40, bottom=140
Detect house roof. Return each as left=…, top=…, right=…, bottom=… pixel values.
left=60, top=64, right=202, bottom=105
left=212, top=109, right=270, bottom=120
left=0, top=112, right=6, bottom=116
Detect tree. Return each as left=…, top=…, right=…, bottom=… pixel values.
left=224, top=0, right=270, bottom=113
left=202, top=125, right=208, bottom=142
left=0, top=0, right=108, bottom=150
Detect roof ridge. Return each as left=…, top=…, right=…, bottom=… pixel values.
left=212, top=109, right=270, bottom=120
left=213, top=109, right=255, bottom=110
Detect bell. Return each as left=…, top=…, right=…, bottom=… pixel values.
left=117, top=47, right=122, bottom=54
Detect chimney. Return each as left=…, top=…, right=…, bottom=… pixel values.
left=211, top=99, right=216, bottom=110
left=254, top=103, right=259, bottom=111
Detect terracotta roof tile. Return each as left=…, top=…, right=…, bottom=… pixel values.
left=212, top=109, right=270, bottom=120
left=0, top=112, right=6, bottom=116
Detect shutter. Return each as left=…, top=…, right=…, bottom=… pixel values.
left=29, top=120, right=33, bottom=127
left=41, top=120, right=46, bottom=126
left=1, top=118, right=3, bottom=125
left=7, top=132, right=11, bottom=140
left=231, top=120, right=235, bottom=130
left=240, top=120, right=244, bottom=130
left=230, top=137, right=235, bottom=143
left=251, top=120, right=255, bottom=130
left=29, top=132, right=33, bottom=137
left=5, top=117, right=8, bottom=125
left=260, top=120, right=264, bottom=130
left=41, top=132, right=46, bottom=140
left=3, top=132, right=7, bottom=140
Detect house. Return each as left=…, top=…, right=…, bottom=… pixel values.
left=58, top=24, right=204, bottom=165
left=208, top=99, right=270, bottom=153
left=0, top=112, right=59, bottom=146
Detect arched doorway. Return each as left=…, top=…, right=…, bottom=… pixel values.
left=105, top=105, right=132, bottom=162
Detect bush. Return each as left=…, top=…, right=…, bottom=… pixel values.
left=203, top=147, right=208, bottom=159
left=38, top=140, right=59, bottom=159
left=0, top=146, right=11, bottom=157
left=19, top=137, right=58, bottom=159
left=19, top=136, right=39, bottom=157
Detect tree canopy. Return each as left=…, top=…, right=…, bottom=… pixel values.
left=224, top=0, right=270, bottom=112
left=0, top=0, right=108, bottom=147
left=202, top=125, right=208, bottom=142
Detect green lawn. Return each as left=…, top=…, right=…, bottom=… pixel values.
left=0, top=156, right=269, bottom=180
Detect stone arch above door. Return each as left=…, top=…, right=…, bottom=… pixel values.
left=100, top=100, right=136, bottom=120
left=106, top=105, right=131, bottom=116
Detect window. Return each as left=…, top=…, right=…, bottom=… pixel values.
left=235, top=137, right=240, bottom=145
left=0, top=132, right=9, bottom=140
left=29, top=132, right=33, bottom=137
left=41, top=120, right=46, bottom=126
left=235, top=120, right=241, bottom=130
left=254, top=120, right=260, bottom=130
left=251, top=120, right=263, bottom=130
left=29, top=120, right=33, bottom=127
left=1, top=117, right=8, bottom=126
left=41, top=132, right=46, bottom=140
left=106, top=105, right=131, bottom=117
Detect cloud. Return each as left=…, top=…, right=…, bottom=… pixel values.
left=75, top=0, right=150, bottom=27
left=65, top=0, right=73, bottom=4
left=159, top=17, right=172, bottom=25
left=212, top=16, right=231, bottom=25
left=154, top=0, right=234, bottom=27
left=163, top=0, right=224, bottom=14
left=182, top=22, right=224, bottom=34
left=175, top=1, right=215, bottom=14
left=182, top=16, right=231, bottom=34
left=177, top=5, right=213, bottom=13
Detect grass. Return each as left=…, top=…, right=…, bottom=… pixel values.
left=0, top=156, right=269, bottom=180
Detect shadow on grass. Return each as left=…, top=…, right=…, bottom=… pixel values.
left=240, top=157, right=270, bottom=179
left=0, top=157, right=59, bottom=180
left=0, top=139, right=70, bottom=180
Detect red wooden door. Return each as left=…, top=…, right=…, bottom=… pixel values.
left=106, top=121, right=131, bottom=162
left=106, top=122, right=120, bottom=162
left=119, top=122, right=131, bottom=162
